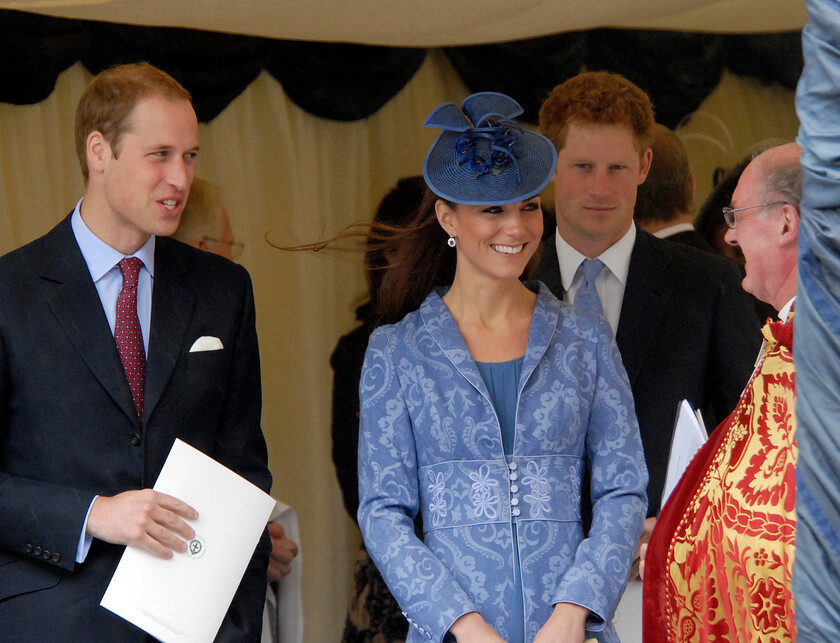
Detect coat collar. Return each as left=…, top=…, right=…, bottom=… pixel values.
left=39, top=218, right=196, bottom=428
left=144, top=237, right=196, bottom=424
left=537, top=225, right=675, bottom=387
left=614, top=227, right=674, bottom=385
left=418, top=281, right=559, bottom=398
left=41, top=215, right=140, bottom=425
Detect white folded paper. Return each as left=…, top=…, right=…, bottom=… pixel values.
left=661, top=399, right=708, bottom=508
left=101, top=439, right=275, bottom=643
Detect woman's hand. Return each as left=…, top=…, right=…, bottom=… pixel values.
left=449, top=612, right=506, bottom=642
left=533, top=602, right=588, bottom=643
left=639, top=543, right=648, bottom=581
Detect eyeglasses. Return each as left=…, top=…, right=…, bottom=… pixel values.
left=722, top=201, right=790, bottom=229
left=204, top=237, right=245, bottom=260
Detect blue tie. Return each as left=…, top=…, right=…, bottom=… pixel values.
left=574, top=258, right=605, bottom=316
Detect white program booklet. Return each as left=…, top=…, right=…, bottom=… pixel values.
left=101, top=439, right=275, bottom=643
left=661, top=400, right=708, bottom=508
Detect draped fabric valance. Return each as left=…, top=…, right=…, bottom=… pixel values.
left=0, top=9, right=801, bottom=126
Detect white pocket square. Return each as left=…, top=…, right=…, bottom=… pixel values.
left=189, top=336, right=224, bottom=352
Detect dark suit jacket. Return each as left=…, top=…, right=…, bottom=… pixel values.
left=0, top=215, right=271, bottom=642
left=538, top=226, right=761, bottom=515
left=662, top=229, right=716, bottom=254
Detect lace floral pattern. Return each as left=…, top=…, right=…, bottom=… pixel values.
left=468, top=464, right=500, bottom=519
left=522, top=460, right=551, bottom=518
left=358, top=284, right=647, bottom=642
left=427, top=471, right=449, bottom=527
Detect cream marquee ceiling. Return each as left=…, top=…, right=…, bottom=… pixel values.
left=1, top=0, right=805, bottom=46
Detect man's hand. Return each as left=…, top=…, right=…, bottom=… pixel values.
left=533, top=602, right=588, bottom=643
left=629, top=516, right=657, bottom=581
left=639, top=543, right=649, bottom=581
left=86, top=489, right=198, bottom=558
left=267, top=522, right=299, bottom=582
left=448, top=612, right=506, bottom=642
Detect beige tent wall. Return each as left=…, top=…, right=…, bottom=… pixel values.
left=0, top=53, right=796, bottom=641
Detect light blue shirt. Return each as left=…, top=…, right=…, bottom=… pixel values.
left=70, top=199, right=155, bottom=353
left=69, top=198, right=156, bottom=562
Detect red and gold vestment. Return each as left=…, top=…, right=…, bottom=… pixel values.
left=644, top=315, right=796, bottom=642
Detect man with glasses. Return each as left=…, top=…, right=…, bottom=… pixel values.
left=171, top=176, right=303, bottom=643
left=172, top=178, right=244, bottom=260
left=643, top=142, right=801, bottom=642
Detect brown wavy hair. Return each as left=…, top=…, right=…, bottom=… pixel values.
left=539, top=71, right=655, bottom=155
left=279, top=181, right=542, bottom=326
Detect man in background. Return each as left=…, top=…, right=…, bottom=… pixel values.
left=537, top=70, right=761, bottom=641
left=172, top=177, right=242, bottom=260
left=634, top=123, right=714, bottom=252
left=538, top=70, right=760, bottom=520
left=173, top=177, right=302, bottom=643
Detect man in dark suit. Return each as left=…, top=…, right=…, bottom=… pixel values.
left=0, top=63, right=271, bottom=641
left=633, top=123, right=715, bottom=252
left=537, top=72, right=761, bottom=523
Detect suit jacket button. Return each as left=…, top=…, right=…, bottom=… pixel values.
left=24, top=543, right=33, bottom=554
left=42, top=549, right=51, bottom=560
left=130, top=433, right=142, bottom=446
left=51, top=552, right=61, bottom=563
left=33, top=545, right=42, bottom=556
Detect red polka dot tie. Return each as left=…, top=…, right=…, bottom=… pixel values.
left=115, top=257, right=146, bottom=428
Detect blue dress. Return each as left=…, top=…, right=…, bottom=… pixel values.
left=476, top=357, right=525, bottom=643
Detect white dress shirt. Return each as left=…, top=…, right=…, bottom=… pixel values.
left=554, top=224, right=636, bottom=336
left=71, top=199, right=155, bottom=353
left=653, top=222, right=696, bottom=239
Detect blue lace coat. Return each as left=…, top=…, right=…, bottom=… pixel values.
left=358, top=283, right=647, bottom=643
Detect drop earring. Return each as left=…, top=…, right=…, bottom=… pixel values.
left=447, top=236, right=457, bottom=248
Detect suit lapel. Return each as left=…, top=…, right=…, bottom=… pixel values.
left=536, top=237, right=565, bottom=299
left=144, top=238, right=195, bottom=424
left=41, top=217, right=139, bottom=426
left=615, top=228, right=673, bottom=385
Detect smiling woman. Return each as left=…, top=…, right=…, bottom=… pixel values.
left=356, top=92, right=648, bottom=643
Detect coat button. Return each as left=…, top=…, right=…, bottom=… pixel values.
left=512, top=507, right=521, bottom=517
left=510, top=484, right=519, bottom=493
left=509, top=471, right=518, bottom=481
left=24, top=543, right=33, bottom=554
left=509, top=462, right=518, bottom=471
left=130, top=433, right=142, bottom=446
left=511, top=498, right=519, bottom=506
left=42, top=550, right=51, bottom=560
left=51, top=552, right=61, bottom=563
left=33, top=545, right=42, bottom=556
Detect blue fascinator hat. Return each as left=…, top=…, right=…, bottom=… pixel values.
left=422, top=92, right=557, bottom=206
